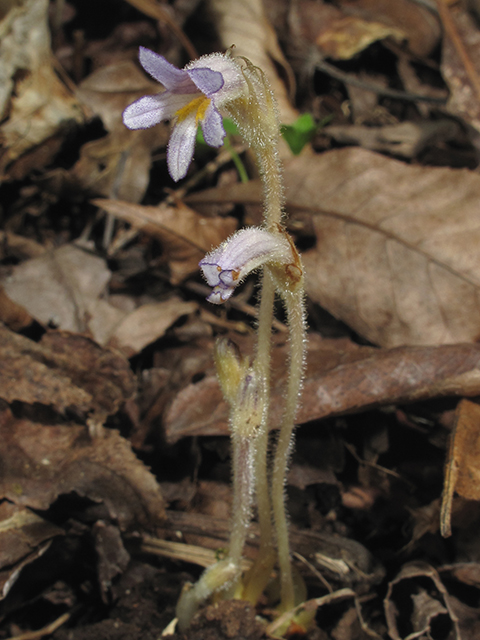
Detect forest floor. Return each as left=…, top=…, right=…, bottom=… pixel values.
left=2, top=1, right=480, bottom=639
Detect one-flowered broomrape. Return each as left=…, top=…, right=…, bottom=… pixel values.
left=123, top=47, right=307, bottom=634
left=123, top=47, right=248, bottom=181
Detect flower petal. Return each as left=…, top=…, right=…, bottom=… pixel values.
left=187, top=54, right=248, bottom=106
left=187, top=67, right=224, bottom=96
left=138, top=47, right=196, bottom=93
left=167, top=110, right=198, bottom=181
left=123, top=93, right=193, bottom=130
left=206, top=287, right=235, bottom=304
left=201, top=103, right=225, bottom=148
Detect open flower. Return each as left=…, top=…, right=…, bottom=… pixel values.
left=123, top=47, right=247, bottom=181
left=199, top=227, right=294, bottom=304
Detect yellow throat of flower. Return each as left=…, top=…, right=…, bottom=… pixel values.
left=175, top=96, right=211, bottom=124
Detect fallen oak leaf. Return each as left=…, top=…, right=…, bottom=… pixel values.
left=288, top=148, right=480, bottom=347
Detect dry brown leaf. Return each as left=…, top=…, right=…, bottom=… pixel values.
left=93, top=521, right=130, bottom=599
left=207, top=0, right=298, bottom=127
left=0, top=0, right=83, bottom=174
left=94, top=198, right=237, bottom=284
left=0, top=502, right=64, bottom=600
left=0, top=404, right=165, bottom=531
left=439, top=0, right=480, bottom=133
left=325, top=120, right=459, bottom=158
left=339, top=0, right=441, bottom=58
left=441, top=399, right=480, bottom=537
left=0, top=285, right=33, bottom=331
left=316, top=15, right=406, bottom=60
left=0, top=244, right=126, bottom=343
left=0, top=244, right=195, bottom=352
left=385, top=563, right=461, bottom=640
left=285, top=148, right=480, bottom=347
left=187, top=148, right=480, bottom=347
left=108, top=298, right=198, bottom=356
left=163, top=335, right=480, bottom=443
left=0, top=324, right=135, bottom=416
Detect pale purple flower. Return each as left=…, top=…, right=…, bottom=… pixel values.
left=199, top=228, right=293, bottom=304
left=123, top=47, right=247, bottom=181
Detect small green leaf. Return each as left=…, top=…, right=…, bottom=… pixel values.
left=281, top=113, right=317, bottom=155
left=223, top=117, right=239, bottom=135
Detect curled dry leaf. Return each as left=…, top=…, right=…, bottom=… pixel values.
left=315, top=14, right=405, bottom=60
left=285, top=148, right=480, bottom=347
left=441, top=399, right=480, bottom=537
left=0, top=0, right=83, bottom=175
left=0, top=502, right=64, bottom=600
left=207, top=0, right=298, bottom=126
left=0, top=324, right=135, bottom=416
left=163, top=334, right=480, bottom=443
left=385, top=562, right=461, bottom=640
left=94, top=198, right=237, bottom=284
left=0, top=405, right=165, bottom=531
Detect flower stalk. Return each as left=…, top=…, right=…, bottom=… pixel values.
left=123, top=47, right=308, bottom=631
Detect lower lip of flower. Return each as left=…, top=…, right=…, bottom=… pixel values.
left=175, top=95, right=211, bottom=124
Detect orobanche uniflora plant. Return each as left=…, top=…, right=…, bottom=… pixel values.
left=124, top=47, right=307, bottom=632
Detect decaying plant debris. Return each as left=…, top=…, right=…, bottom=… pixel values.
left=3, top=1, right=480, bottom=639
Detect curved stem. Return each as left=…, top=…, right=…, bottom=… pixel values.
left=256, top=146, right=284, bottom=231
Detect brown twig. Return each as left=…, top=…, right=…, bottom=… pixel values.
left=6, top=613, right=70, bottom=640
left=315, top=57, right=447, bottom=104
left=123, top=0, right=198, bottom=61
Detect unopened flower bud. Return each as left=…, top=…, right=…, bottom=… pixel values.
left=214, top=338, right=248, bottom=405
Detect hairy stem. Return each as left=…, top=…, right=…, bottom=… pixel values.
left=271, top=287, right=306, bottom=612
left=241, top=271, right=276, bottom=603
left=229, top=432, right=257, bottom=565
